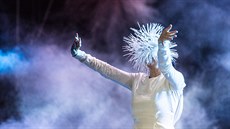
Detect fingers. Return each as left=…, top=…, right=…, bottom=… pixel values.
left=75, top=33, right=79, bottom=41
left=164, top=24, right=178, bottom=34
left=74, top=33, right=82, bottom=49
left=160, top=33, right=177, bottom=42
left=161, top=24, right=178, bottom=41
left=166, top=34, right=177, bottom=41
left=168, top=30, right=178, bottom=35
left=165, top=24, right=172, bottom=32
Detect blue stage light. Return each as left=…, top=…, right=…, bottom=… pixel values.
left=0, top=50, right=24, bottom=74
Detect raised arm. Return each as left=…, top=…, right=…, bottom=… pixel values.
left=157, top=25, right=186, bottom=90
left=71, top=33, right=135, bottom=90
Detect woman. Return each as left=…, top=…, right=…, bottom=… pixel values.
left=71, top=24, right=186, bottom=129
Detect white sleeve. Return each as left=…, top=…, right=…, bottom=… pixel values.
left=82, top=54, right=135, bottom=90
left=157, top=41, right=186, bottom=90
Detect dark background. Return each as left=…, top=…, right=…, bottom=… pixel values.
left=0, top=0, right=230, bottom=129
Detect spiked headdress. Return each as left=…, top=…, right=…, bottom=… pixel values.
left=123, top=23, right=178, bottom=72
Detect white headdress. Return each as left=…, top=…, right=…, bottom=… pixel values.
left=123, top=23, right=178, bottom=72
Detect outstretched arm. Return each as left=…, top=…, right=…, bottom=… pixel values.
left=71, top=33, right=135, bottom=90
left=157, top=25, right=186, bottom=90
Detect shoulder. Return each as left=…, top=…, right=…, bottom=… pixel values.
left=130, top=72, right=147, bottom=84
left=134, top=72, right=148, bottom=79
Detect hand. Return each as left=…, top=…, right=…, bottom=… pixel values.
left=158, top=24, right=178, bottom=44
left=70, top=33, right=87, bottom=61
left=71, top=33, right=82, bottom=57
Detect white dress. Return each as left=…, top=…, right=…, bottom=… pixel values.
left=81, top=42, right=186, bottom=129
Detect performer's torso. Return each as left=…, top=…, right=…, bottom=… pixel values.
left=132, top=73, right=183, bottom=129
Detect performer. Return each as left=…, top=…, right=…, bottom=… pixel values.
left=71, top=23, right=186, bottom=129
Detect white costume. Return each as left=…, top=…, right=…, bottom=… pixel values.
left=72, top=23, right=186, bottom=129
left=77, top=41, right=186, bottom=129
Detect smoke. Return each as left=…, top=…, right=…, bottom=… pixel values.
left=176, top=82, right=217, bottom=129
left=1, top=0, right=230, bottom=128
left=0, top=49, right=26, bottom=74
left=0, top=0, right=147, bottom=125
left=0, top=42, right=133, bottom=129
left=159, top=0, right=230, bottom=128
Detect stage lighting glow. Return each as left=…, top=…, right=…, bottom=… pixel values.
left=0, top=50, right=24, bottom=74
